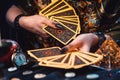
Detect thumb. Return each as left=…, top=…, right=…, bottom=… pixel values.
left=61, top=44, right=79, bottom=54
left=60, top=36, right=83, bottom=54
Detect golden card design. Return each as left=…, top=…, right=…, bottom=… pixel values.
left=39, top=0, right=81, bottom=45
left=43, top=2, right=69, bottom=15
left=27, top=46, right=103, bottom=69
left=43, top=20, right=77, bottom=45
left=27, top=47, right=61, bottom=60
left=52, top=18, right=78, bottom=34
left=52, top=17, right=80, bottom=34
left=47, top=9, right=76, bottom=18
left=40, top=0, right=62, bottom=15
left=52, top=16, right=79, bottom=22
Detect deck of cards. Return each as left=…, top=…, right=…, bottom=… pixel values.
left=39, top=0, right=80, bottom=45
left=27, top=47, right=103, bottom=69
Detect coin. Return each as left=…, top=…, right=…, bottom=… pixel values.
left=34, top=73, right=46, bottom=79
left=8, top=67, right=17, bottom=72
left=65, top=72, right=76, bottom=78
left=86, top=73, right=99, bottom=80
left=22, top=70, right=33, bottom=75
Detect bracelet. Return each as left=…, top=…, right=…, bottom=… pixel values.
left=94, top=32, right=106, bottom=46
left=14, top=14, right=25, bottom=29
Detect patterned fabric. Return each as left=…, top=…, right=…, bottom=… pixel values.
left=95, top=38, right=120, bottom=70
left=73, top=0, right=101, bottom=33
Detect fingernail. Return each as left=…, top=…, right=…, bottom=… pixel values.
left=60, top=47, right=68, bottom=54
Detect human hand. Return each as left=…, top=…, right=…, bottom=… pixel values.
left=19, top=15, right=56, bottom=38
left=61, top=33, right=99, bottom=53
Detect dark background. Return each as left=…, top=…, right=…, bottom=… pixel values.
left=0, top=0, right=15, bottom=39
left=0, top=0, right=37, bottom=51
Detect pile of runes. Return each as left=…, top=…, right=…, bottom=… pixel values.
left=39, top=0, right=81, bottom=45
left=27, top=47, right=103, bottom=69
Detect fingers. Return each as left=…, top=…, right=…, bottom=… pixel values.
left=61, top=40, right=81, bottom=54
left=61, top=43, right=90, bottom=54
left=35, top=24, right=50, bottom=37
left=61, top=45, right=70, bottom=54
left=61, top=44, right=79, bottom=54
left=60, top=34, right=91, bottom=53
left=41, top=16, right=56, bottom=28
left=43, top=20, right=56, bottom=28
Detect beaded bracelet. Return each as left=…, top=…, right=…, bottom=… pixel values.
left=14, top=14, right=25, bottom=29
left=93, top=32, right=106, bottom=46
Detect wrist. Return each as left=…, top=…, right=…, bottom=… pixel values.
left=93, top=32, right=106, bottom=46
left=89, top=33, right=99, bottom=46
left=14, top=14, right=25, bottom=29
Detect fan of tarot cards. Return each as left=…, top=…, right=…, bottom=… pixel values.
left=27, top=0, right=103, bottom=69
left=39, top=0, right=80, bottom=45
left=27, top=47, right=103, bottom=69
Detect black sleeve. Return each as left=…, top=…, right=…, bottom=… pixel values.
left=13, top=0, right=39, bottom=15
left=100, top=0, right=120, bottom=25
left=0, top=0, right=14, bottom=14
left=0, top=0, right=15, bottom=21
left=0, top=0, right=15, bottom=39
left=103, top=0, right=120, bottom=14
left=100, top=0, right=120, bottom=46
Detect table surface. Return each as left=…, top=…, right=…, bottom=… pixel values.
left=1, top=64, right=120, bottom=80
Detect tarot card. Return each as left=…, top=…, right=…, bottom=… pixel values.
left=45, top=3, right=75, bottom=15
left=47, top=9, right=77, bottom=18
left=38, top=53, right=72, bottom=69
left=27, top=47, right=61, bottom=60
left=43, top=20, right=77, bottom=45
left=73, top=51, right=103, bottom=69
left=52, top=19, right=78, bottom=34
left=38, top=53, right=66, bottom=62
left=40, top=0, right=62, bottom=15
left=52, top=18, right=80, bottom=34
left=47, top=52, right=71, bottom=64
left=39, top=61, right=71, bottom=69
left=46, top=8, right=74, bottom=16
left=53, top=18, right=78, bottom=25
left=51, top=16, right=79, bottom=22
left=54, top=16, right=79, bottom=19
left=47, top=0, right=74, bottom=14
left=43, top=2, right=70, bottom=15
left=40, top=0, right=74, bottom=16
left=45, top=5, right=69, bottom=15
left=51, top=15, right=81, bottom=34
